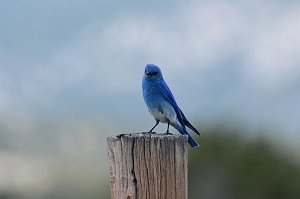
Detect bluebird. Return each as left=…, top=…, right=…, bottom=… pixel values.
left=142, top=64, right=200, bottom=147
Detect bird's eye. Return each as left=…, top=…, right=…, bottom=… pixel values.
left=145, top=71, right=158, bottom=76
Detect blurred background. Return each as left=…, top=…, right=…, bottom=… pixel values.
left=0, top=0, right=300, bottom=199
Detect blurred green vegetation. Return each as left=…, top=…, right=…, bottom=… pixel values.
left=189, top=126, right=300, bottom=199
left=1, top=125, right=299, bottom=199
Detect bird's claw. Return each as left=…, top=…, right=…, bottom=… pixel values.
left=144, top=131, right=156, bottom=134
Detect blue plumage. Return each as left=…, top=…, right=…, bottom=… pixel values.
left=142, top=64, right=200, bottom=147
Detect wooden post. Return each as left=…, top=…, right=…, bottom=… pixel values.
left=107, top=133, right=188, bottom=199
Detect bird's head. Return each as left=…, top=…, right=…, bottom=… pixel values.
left=144, top=64, right=162, bottom=80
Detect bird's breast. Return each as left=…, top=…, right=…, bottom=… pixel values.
left=148, top=100, right=177, bottom=124
left=142, top=79, right=177, bottom=124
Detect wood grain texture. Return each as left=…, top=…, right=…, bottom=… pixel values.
left=107, top=133, right=188, bottom=199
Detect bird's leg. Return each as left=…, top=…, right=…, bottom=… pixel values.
left=165, top=122, right=172, bottom=135
left=148, top=120, right=159, bottom=133
left=166, top=122, right=170, bottom=133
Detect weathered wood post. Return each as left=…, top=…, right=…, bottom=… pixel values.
left=107, top=133, right=188, bottom=199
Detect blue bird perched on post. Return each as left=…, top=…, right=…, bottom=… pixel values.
left=142, top=64, right=200, bottom=147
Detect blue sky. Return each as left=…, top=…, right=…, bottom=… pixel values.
left=1, top=0, right=299, bottom=135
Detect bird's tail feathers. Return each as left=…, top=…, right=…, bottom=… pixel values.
left=180, top=110, right=200, bottom=135
left=174, top=124, right=199, bottom=147
left=187, top=135, right=199, bottom=147
left=183, top=118, right=200, bottom=135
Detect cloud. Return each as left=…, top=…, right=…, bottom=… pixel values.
left=0, top=0, right=299, bottom=136
left=242, top=5, right=300, bottom=92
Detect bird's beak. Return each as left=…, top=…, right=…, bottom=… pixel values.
left=145, top=72, right=150, bottom=76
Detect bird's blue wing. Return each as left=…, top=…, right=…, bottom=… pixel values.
left=179, top=108, right=200, bottom=135
left=159, top=80, right=185, bottom=126
left=159, top=80, right=200, bottom=136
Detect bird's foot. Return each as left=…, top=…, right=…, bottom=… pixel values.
left=144, top=131, right=156, bottom=134
left=116, top=133, right=125, bottom=138
left=164, top=131, right=173, bottom=135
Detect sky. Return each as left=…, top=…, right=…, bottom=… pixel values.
left=0, top=0, right=300, bottom=196
left=1, top=0, right=300, bottom=134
